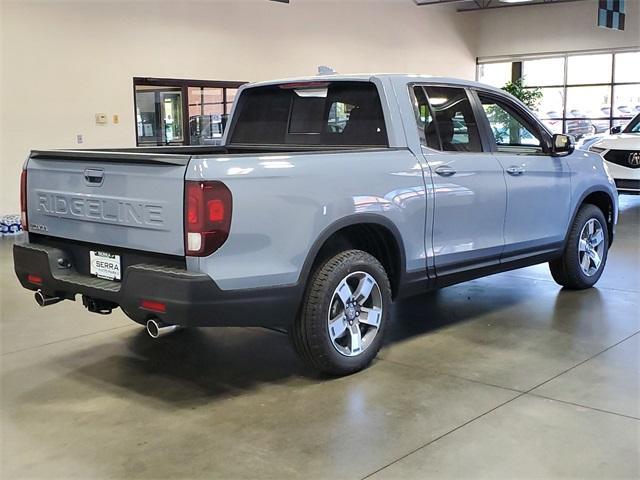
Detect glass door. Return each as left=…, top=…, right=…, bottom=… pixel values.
left=135, top=86, right=184, bottom=145
left=160, top=90, right=183, bottom=144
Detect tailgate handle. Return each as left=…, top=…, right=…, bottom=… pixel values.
left=84, top=168, right=104, bottom=186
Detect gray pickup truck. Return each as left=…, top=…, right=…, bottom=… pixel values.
left=14, top=74, right=618, bottom=375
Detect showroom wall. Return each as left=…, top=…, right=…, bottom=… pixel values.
left=0, top=0, right=477, bottom=213
left=473, top=0, right=639, bottom=59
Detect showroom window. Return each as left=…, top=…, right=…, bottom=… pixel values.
left=134, top=77, right=245, bottom=146
left=477, top=50, right=640, bottom=138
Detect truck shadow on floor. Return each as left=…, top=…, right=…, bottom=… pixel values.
left=41, top=276, right=553, bottom=407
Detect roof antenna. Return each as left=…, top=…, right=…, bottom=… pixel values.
left=317, top=66, right=336, bottom=75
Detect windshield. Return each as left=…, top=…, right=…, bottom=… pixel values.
left=229, top=81, right=388, bottom=147
left=623, top=114, right=640, bottom=133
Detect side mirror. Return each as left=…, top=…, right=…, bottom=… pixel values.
left=610, top=125, right=622, bottom=134
left=551, top=133, right=575, bottom=156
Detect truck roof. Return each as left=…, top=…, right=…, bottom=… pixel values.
left=246, top=73, right=503, bottom=93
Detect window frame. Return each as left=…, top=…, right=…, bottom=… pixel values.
left=409, top=83, right=493, bottom=154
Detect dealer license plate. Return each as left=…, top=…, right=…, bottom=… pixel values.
left=89, top=251, right=121, bottom=281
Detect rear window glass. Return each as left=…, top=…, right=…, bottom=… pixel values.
left=229, top=82, right=388, bottom=146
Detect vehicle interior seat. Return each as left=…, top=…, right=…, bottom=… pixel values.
left=341, top=104, right=385, bottom=145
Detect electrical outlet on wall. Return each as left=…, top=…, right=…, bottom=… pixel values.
left=76, top=134, right=84, bottom=144
left=95, top=113, right=107, bottom=124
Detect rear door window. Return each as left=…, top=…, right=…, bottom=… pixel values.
left=413, top=86, right=483, bottom=153
left=229, top=82, right=388, bottom=146
left=412, top=86, right=440, bottom=150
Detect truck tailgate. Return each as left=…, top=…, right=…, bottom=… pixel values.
left=26, top=150, right=188, bottom=256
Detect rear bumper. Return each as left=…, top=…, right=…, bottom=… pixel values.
left=13, top=242, right=300, bottom=327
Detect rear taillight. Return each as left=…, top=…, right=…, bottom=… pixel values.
left=20, top=170, right=28, bottom=231
left=184, top=181, right=232, bottom=256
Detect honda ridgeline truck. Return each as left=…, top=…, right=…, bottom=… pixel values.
left=14, top=74, right=618, bottom=375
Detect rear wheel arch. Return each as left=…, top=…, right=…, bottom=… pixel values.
left=298, top=215, right=406, bottom=299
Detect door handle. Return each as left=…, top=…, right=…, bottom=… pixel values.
left=84, top=168, right=104, bottom=186
left=506, top=165, right=525, bottom=176
left=435, top=166, right=456, bottom=177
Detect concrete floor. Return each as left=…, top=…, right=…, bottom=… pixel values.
left=1, top=196, right=639, bottom=480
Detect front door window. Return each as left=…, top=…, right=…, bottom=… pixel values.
left=478, top=94, right=544, bottom=154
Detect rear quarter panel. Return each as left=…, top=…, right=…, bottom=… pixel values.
left=186, top=149, right=428, bottom=290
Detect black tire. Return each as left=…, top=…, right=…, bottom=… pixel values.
left=290, top=249, right=391, bottom=376
left=549, top=204, right=609, bottom=289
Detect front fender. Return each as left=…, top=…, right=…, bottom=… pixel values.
left=565, top=150, right=618, bottom=245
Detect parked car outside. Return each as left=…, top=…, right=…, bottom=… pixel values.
left=586, top=113, right=640, bottom=195
left=544, top=110, right=595, bottom=139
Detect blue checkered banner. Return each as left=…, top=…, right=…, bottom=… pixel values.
left=598, top=0, right=626, bottom=30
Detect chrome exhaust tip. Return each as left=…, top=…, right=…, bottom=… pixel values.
left=35, top=290, right=62, bottom=307
left=146, top=318, right=181, bottom=339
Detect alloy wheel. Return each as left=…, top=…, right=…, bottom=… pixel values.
left=327, top=271, right=383, bottom=357
left=578, top=218, right=605, bottom=277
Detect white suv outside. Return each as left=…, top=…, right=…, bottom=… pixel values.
left=587, top=114, right=640, bottom=195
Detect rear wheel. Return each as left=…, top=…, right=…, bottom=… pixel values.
left=549, top=204, right=608, bottom=289
left=290, top=250, right=391, bottom=375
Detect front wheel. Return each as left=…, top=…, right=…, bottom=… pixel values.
left=549, top=204, right=609, bottom=289
left=290, top=250, right=391, bottom=376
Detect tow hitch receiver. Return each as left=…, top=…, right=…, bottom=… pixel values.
left=82, top=295, right=118, bottom=315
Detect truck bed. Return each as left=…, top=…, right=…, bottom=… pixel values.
left=31, top=143, right=383, bottom=163
left=26, top=144, right=394, bottom=258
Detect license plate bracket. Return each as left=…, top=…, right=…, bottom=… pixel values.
left=89, top=251, right=121, bottom=281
